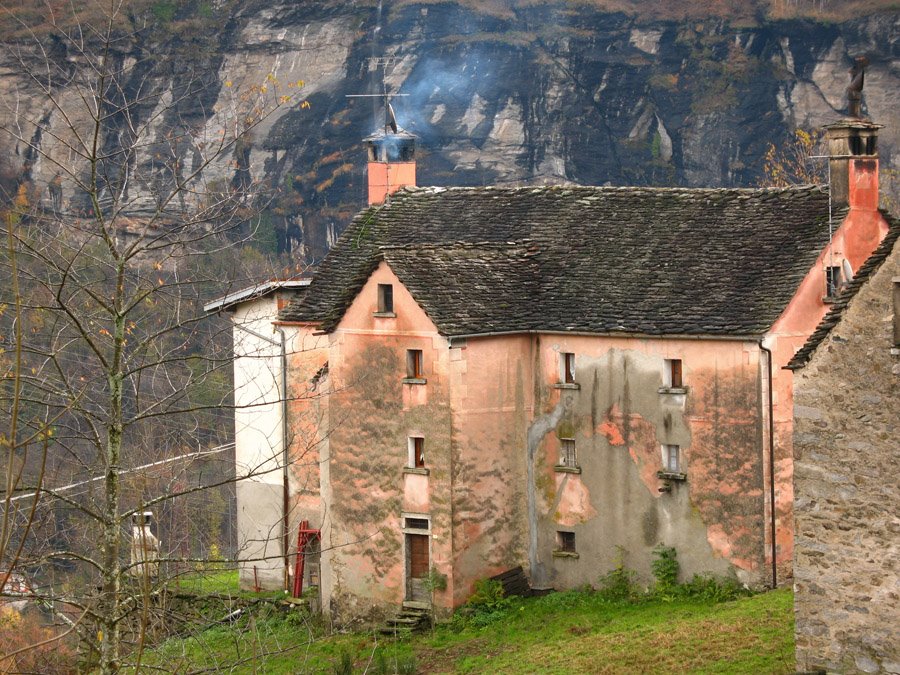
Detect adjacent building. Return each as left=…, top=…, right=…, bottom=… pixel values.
left=204, top=279, right=310, bottom=590
left=788, top=225, right=899, bottom=674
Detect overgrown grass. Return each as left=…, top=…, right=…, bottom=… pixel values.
left=140, top=588, right=794, bottom=673
left=171, top=568, right=284, bottom=600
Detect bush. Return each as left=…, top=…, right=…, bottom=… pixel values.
left=467, top=579, right=507, bottom=611
left=0, top=606, right=77, bottom=673
left=373, top=649, right=416, bottom=675
left=651, top=545, right=679, bottom=597
left=597, top=547, right=640, bottom=601
left=681, top=574, right=751, bottom=602
left=449, top=578, right=512, bottom=630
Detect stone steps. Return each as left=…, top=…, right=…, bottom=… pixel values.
left=378, top=604, right=431, bottom=635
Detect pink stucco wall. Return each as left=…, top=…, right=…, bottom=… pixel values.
left=452, top=334, right=768, bottom=593
left=278, top=173, right=890, bottom=614
left=447, top=334, right=535, bottom=605
left=298, top=262, right=456, bottom=617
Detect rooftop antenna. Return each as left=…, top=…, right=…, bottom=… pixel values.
left=347, top=57, right=414, bottom=205
left=346, top=56, right=410, bottom=135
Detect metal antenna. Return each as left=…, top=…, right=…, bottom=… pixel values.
left=346, top=56, right=409, bottom=134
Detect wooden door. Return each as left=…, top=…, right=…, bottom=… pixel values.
left=407, top=533, right=430, bottom=603
left=409, top=534, right=429, bottom=578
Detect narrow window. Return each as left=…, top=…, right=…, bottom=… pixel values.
left=406, top=349, right=423, bottom=379
left=557, top=531, right=576, bottom=553
left=560, top=438, right=577, bottom=468
left=561, top=352, right=576, bottom=384
left=666, top=359, right=683, bottom=388
left=825, top=266, right=842, bottom=297
left=377, top=283, right=394, bottom=313
left=664, top=444, right=681, bottom=472
left=408, top=436, right=425, bottom=468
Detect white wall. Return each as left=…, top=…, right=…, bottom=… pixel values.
left=231, top=296, right=286, bottom=590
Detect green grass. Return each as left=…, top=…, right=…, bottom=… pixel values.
left=171, top=568, right=284, bottom=600
left=139, top=589, right=794, bottom=674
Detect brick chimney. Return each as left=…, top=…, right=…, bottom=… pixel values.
left=824, top=120, right=882, bottom=212
left=365, top=128, right=417, bottom=206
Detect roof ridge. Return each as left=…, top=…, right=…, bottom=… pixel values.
left=394, top=184, right=828, bottom=196
left=379, top=240, right=532, bottom=251
left=786, top=213, right=900, bottom=370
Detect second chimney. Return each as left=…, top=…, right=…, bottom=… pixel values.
left=824, top=120, right=881, bottom=212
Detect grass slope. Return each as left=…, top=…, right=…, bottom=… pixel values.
left=140, top=587, right=794, bottom=674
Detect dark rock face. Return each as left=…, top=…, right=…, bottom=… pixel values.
left=1, top=3, right=897, bottom=259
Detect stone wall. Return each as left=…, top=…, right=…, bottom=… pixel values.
left=792, top=241, right=899, bottom=674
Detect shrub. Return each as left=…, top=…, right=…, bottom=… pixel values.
left=449, top=578, right=512, bottom=630
left=651, top=545, right=679, bottom=597
left=597, top=546, right=640, bottom=601
left=0, top=606, right=77, bottom=673
left=373, top=649, right=416, bottom=675
left=467, top=579, right=506, bottom=611
left=681, top=574, right=752, bottom=602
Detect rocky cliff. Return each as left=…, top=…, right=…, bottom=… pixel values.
left=1, top=1, right=898, bottom=259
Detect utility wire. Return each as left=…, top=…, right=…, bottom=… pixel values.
left=4, top=442, right=235, bottom=504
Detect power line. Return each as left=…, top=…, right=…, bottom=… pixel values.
left=4, top=442, right=235, bottom=504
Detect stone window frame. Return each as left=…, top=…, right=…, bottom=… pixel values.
left=554, top=438, right=581, bottom=474
left=562, top=352, right=576, bottom=383
left=553, top=531, right=579, bottom=558
left=374, top=283, right=396, bottom=317
left=408, top=436, right=426, bottom=469
left=404, top=349, right=425, bottom=384
left=663, top=444, right=681, bottom=473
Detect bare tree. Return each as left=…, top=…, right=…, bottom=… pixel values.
left=760, top=128, right=827, bottom=187
left=0, top=2, right=306, bottom=671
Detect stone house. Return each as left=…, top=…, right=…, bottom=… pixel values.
left=787, top=225, right=899, bottom=674
left=214, top=118, right=892, bottom=620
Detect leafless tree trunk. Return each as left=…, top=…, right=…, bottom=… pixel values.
left=0, top=1, right=306, bottom=670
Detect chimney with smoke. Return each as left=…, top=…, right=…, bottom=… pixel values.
left=365, top=102, right=416, bottom=205
left=825, top=56, right=881, bottom=212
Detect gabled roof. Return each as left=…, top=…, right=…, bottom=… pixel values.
left=380, top=242, right=543, bottom=335
left=786, top=214, right=900, bottom=370
left=280, top=184, right=835, bottom=337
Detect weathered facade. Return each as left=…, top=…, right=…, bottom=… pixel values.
left=788, top=229, right=900, bottom=674
left=271, top=128, right=891, bottom=620
left=221, top=117, right=893, bottom=623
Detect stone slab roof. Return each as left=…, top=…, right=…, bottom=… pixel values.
left=786, top=214, right=900, bottom=370
left=280, top=184, right=835, bottom=337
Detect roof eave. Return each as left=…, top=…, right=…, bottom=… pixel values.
left=204, top=279, right=311, bottom=313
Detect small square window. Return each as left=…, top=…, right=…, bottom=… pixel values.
left=377, top=284, right=394, bottom=313
left=665, top=359, right=683, bottom=388
left=560, top=438, right=577, bottom=468
left=407, top=349, right=423, bottom=379
left=663, top=444, right=681, bottom=472
left=561, top=352, right=576, bottom=384
left=408, top=437, right=425, bottom=468
left=557, top=531, right=576, bottom=553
